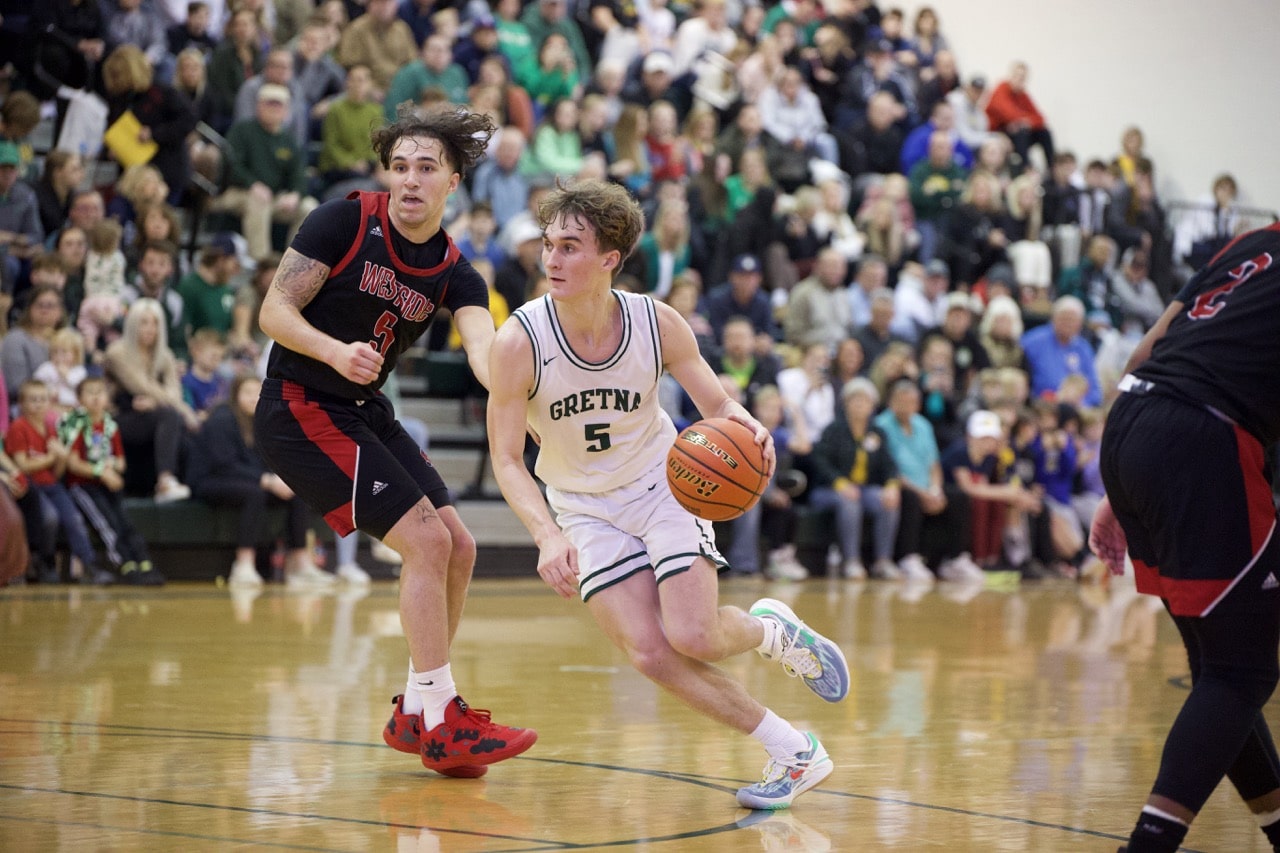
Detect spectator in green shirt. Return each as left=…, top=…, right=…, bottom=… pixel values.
left=384, top=34, right=471, bottom=121
left=908, top=131, right=968, bottom=264
left=519, top=0, right=592, bottom=79
left=208, top=85, right=319, bottom=260
left=319, top=64, right=385, bottom=191
left=177, top=233, right=243, bottom=343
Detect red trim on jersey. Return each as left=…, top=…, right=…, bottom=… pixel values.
left=1236, top=423, right=1275, bottom=556
left=1208, top=222, right=1280, bottom=267
left=371, top=191, right=461, bottom=278
left=333, top=191, right=460, bottom=294
left=330, top=192, right=378, bottom=278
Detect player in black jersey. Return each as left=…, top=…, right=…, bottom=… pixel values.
left=1091, top=224, right=1280, bottom=852
left=254, top=106, right=536, bottom=777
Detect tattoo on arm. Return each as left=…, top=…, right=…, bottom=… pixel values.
left=271, top=250, right=330, bottom=309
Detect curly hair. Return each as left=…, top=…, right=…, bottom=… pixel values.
left=535, top=179, right=645, bottom=263
left=371, top=104, right=496, bottom=179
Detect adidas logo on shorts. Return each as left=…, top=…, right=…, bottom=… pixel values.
left=372, top=480, right=389, bottom=496
left=1263, top=573, right=1279, bottom=591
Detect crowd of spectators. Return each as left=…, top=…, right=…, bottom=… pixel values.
left=0, top=0, right=1267, bottom=588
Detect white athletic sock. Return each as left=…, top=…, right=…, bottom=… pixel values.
left=1256, top=805, right=1280, bottom=827
left=413, top=663, right=457, bottom=729
left=750, top=709, right=809, bottom=759
left=754, top=615, right=782, bottom=659
left=402, top=663, right=424, bottom=714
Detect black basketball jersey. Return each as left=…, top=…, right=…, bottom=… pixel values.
left=1134, top=223, right=1280, bottom=445
left=266, top=191, right=487, bottom=400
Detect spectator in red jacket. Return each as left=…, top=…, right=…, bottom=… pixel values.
left=983, top=61, right=1055, bottom=174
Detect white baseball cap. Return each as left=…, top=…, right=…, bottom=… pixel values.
left=967, top=410, right=1003, bottom=440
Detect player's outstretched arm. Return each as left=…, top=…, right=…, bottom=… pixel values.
left=487, top=319, right=579, bottom=598
left=260, top=248, right=384, bottom=385
left=655, top=300, right=776, bottom=478
left=453, top=305, right=496, bottom=391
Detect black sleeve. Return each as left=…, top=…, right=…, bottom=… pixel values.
left=289, top=198, right=363, bottom=268
left=443, top=255, right=490, bottom=314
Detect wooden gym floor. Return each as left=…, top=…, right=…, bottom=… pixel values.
left=0, top=574, right=1271, bottom=852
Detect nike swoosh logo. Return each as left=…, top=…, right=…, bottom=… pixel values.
left=422, top=681, right=434, bottom=686
left=647, top=484, right=657, bottom=491
left=542, top=356, right=557, bottom=366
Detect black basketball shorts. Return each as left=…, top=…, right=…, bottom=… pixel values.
left=1101, top=390, right=1280, bottom=616
left=254, top=379, right=452, bottom=540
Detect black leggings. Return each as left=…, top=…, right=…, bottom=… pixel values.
left=116, top=405, right=185, bottom=479
left=196, top=476, right=310, bottom=550
left=1154, top=603, right=1280, bottom=812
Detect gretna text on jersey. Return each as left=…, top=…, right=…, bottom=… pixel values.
left=548, top=388, right=643, bottom=421
left=357, top=261, right=436, bottom=322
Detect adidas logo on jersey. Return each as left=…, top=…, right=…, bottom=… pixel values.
left=1264, top=573, right=1279, bottom=591
left=372, top=480, right=389, bottom=496
left=370, top=225, right=383, bottom=237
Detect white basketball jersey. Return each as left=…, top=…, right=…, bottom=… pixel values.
left=514, top=291, right=677, bottom=493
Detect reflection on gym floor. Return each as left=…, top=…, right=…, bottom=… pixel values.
left=0, top=575, right=1264, bottom=851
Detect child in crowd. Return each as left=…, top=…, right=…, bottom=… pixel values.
left=1025, top=399, right=1083, bottom=574
left=60, top=376, right=164, bottom=585
left=78, top=219, right=129, bottom=354
left=32, top=328, right=88, bottom=419
left=455, top=201, right=505, bottom=269
left=0, top=441, right=58, bottom=584
left=941, top=408, right=1041, bottom=572
left=4, top=380, right=113, bottom=584
left=1054, top=372, right=1091, bottom=408
left=181, top=328, right=230, bottom=419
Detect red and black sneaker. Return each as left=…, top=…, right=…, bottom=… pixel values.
left=419, top=696, right=537, bottom=772
left=382, top=694, right=488, bottom=778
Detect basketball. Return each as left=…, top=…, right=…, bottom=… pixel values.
left=666, top=418, right=768, bottom=521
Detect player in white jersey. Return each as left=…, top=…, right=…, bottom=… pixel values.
left=488, top=180, right=852, bottom=810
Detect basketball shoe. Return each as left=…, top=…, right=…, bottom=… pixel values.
left=383, top=694, right=487, bottom=778
left=418, top=696, right=537, bottom=773
left=736, top=732, right=833, bottom=810
left=752, top=598, right=850, bottom=703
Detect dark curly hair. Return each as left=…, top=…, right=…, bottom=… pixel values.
left=536, top=179, right=646, bottom=266
left=371, top=104, right=496, bottom=179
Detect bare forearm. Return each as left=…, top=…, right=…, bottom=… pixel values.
left=491, top=456, right=560, bottom=547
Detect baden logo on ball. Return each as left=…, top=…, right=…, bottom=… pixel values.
left=666, top=418, right=767, bottom=521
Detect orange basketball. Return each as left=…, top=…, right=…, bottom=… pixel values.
left=666, top=418, right=768, bottom=521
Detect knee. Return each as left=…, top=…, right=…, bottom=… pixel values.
left=448, top=524, right=476, bottom=567
left=664, top=619, right=725, bottom=663
left=393, top=523, right=453, bottom=577
left=627, top=639, right=682, bottom=684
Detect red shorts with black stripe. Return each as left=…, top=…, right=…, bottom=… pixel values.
left=254, top=378, right=452, bottom=539
left=1100, top=390, right=1280, bottom=616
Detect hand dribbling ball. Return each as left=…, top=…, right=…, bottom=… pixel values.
left=666, top=418, right=767, bottom=521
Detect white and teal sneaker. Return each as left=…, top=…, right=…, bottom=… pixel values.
left=736, top=732, right=833, bottom=810
left=752, top=597, right=850, bottom=703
